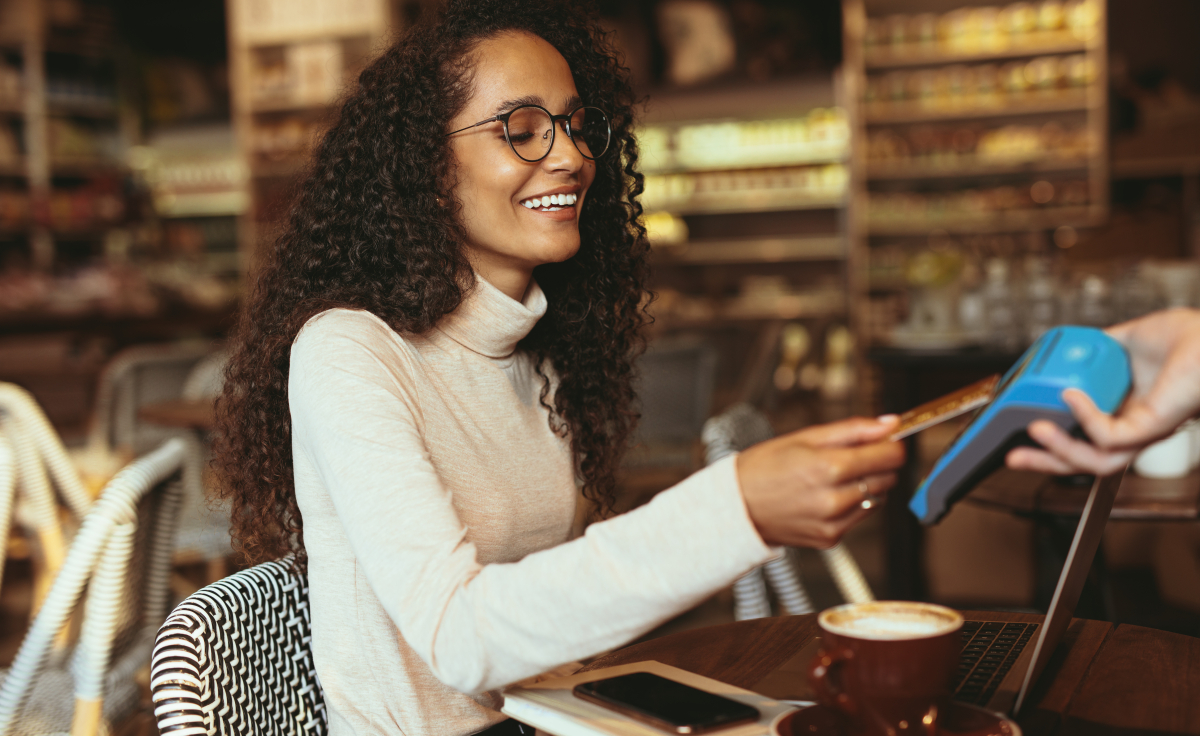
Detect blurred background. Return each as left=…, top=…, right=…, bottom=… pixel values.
left=1, top=0, right=1200, bottom=695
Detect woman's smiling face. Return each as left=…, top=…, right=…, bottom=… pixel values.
left=446, top=31, right=596, bottom=300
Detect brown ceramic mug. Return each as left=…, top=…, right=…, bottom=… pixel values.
left=808, top=601, right=963, bottom=736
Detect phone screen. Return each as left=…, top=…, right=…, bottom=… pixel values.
left=573, top=672, right=760, bottom=734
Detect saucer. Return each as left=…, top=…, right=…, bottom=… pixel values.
left=771, top=701, right=1021, bottom=736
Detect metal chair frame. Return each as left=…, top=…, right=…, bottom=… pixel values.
left=702, top=403, right=876, bottom=619
left=0, top=438, right=187, bottom=736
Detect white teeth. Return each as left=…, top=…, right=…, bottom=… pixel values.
left=522, top=193, right=578, bottom=209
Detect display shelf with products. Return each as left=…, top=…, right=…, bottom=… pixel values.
left=843, top=0, right=1109, bottom=353
left=227, top=0, right=400, bottom=267
left=650, top=236, right=844, bottom=266
left=632, top=76, right=864, bottom=417
left=0, top=0, right=136, bottom=276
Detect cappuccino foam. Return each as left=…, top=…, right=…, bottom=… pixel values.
left=819, top=602, right=961, bottom=641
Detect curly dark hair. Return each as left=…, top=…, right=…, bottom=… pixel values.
left=213, top=0, right=650, bottom=567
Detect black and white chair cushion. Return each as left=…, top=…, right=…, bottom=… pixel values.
left=150, top=557, right=328, bottom=736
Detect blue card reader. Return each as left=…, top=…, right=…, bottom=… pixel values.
left=909, top=325, right=1131, bottom=525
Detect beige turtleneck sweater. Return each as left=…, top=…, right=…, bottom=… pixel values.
left=289, top=275, right=774, bottom=736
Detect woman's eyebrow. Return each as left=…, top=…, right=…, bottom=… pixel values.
left=492, top=95, right=542, bottom=116
left=563, top=94, right=582, bottom=111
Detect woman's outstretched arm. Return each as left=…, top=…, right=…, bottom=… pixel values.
left=290, top=314, right=902, bottom=695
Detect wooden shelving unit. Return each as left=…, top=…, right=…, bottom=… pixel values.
left=226, top=0, right=401, bottom=269
left=0, top=0, right=132, bottom=271
left=635, top=77, right=859, bottom=411
left=842, top=0, right=1109, bottom=349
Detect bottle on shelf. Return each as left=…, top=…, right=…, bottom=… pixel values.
left=983, top=257, right=1022, bottom=351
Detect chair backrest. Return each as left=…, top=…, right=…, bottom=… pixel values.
left=0, top=430, right=13, bottom=594
left=0, top=438, right=187, bottom=736
left=701, top=402, right=774, bottom=465
left=151, top=557, right=328, bottom=736
left=0, top=382, right=94, bottom=608
left=88, top=342, right=216, bottom=456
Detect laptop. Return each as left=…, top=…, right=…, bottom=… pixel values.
left=750, top=467, right=1126, bottom=717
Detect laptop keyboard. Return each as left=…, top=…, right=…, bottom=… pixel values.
left=952, top=621, right=1039, bottom=706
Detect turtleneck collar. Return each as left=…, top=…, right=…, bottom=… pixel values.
left=434, top=273, right=547, bottom=359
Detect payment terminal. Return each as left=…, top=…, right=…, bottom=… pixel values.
left=909, top=325, right=1131, bottom=525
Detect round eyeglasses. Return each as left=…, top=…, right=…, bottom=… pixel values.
left=447, top=104, right=611, bottom=163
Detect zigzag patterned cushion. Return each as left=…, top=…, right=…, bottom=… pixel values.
left=150, top=557, right=328, bottom=736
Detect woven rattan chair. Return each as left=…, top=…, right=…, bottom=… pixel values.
left=0, top=438, right=187, bottom=736
left=150, top=556, right=328, bottom=736
left=702, top=403, right=876, bottom=619
left=0, top=383, right=94, bottom=608
left=82, top=343, right=233, bottom=583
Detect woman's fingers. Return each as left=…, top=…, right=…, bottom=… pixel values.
left=792, top=415, right=900, bottom=448
left=827, top=472, right=897, bottom=517
left=737, top=436, right=905, bottom=548
left=822, top=440, right=906, bottom=485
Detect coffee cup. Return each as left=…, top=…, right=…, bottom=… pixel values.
left=808, top=601, right=963, bottom=736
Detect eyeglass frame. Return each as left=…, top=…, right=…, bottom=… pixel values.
left=445, top=103, right=611, bottom=162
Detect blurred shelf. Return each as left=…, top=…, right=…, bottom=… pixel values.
left=643, top=149, right=848, bottom=176
left=0, top=225, right=119, bottom=239
left=1112, top=155, right=1200, bottom=179
left=50, top=159, right=124, bottom=176
left=865, top=92, right=1091, bottom=125
left=867, top=156, right=1090, bottom=180
left=867, top=205, right=1098, bottom=235
left=0, top=304, right=237, bottom=336
left=50, top=226, right=121, bottom=239
left=249, top=98, right=334, bottom=114
left=155, top=190, right=250, bottom=218
left=864, top=36, right=1093, bottom=70
left=0, top=160, right=25, bottom=177
left=654, top=298, right=846, bottom=330
left=651, top=236, right=844, bottom=264
left=0, top=101, right=22, bottom=116
left=47, top=100, right=118, bottom=118
left=645, top=192, right=845, bottom=216
left=639, top=75, right=837, bottom=126
left=250, top=157, right=307, bottom=178
left=242, top=23, right=380, bottom=48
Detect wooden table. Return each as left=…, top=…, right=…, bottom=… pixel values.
left=968, top=468, right=1200, bottom=617
left=972, top=468, right=1200, bottom=520
left=137, top=398, right=216, bottom=432
left=583, top=612, right=1200, bottom=736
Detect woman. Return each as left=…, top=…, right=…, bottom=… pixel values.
left=214, top=2, right=904, bottom=735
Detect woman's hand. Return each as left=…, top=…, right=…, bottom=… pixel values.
left=736, top=416, right=905, bottom=548
left=1007, top=308, right=1200, bottom=476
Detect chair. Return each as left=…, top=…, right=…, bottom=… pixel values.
left=625, top=338, right=718, bottom=470
left=0, top=438, right=187, bottom=736
left=82, top=343, right=233, bottom=584
left=702, top=403, right=875, bottom=620
left=150, top=557, right=328, bottom=736
left=0, top=383, right=94, bottom=609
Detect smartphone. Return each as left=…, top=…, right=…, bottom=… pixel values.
left=572, top=672, right=760, bottom=734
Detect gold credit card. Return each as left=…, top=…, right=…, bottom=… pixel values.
left=889, top=374, right=1001, bottom=441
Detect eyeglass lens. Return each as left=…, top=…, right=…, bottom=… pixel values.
left=506, top=106, right=610, bottom=162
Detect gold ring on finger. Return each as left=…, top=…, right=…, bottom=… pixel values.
left=859, top=480, right=883, bottom=510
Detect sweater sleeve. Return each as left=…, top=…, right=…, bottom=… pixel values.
left=289, top=315, right=775, bottom=695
